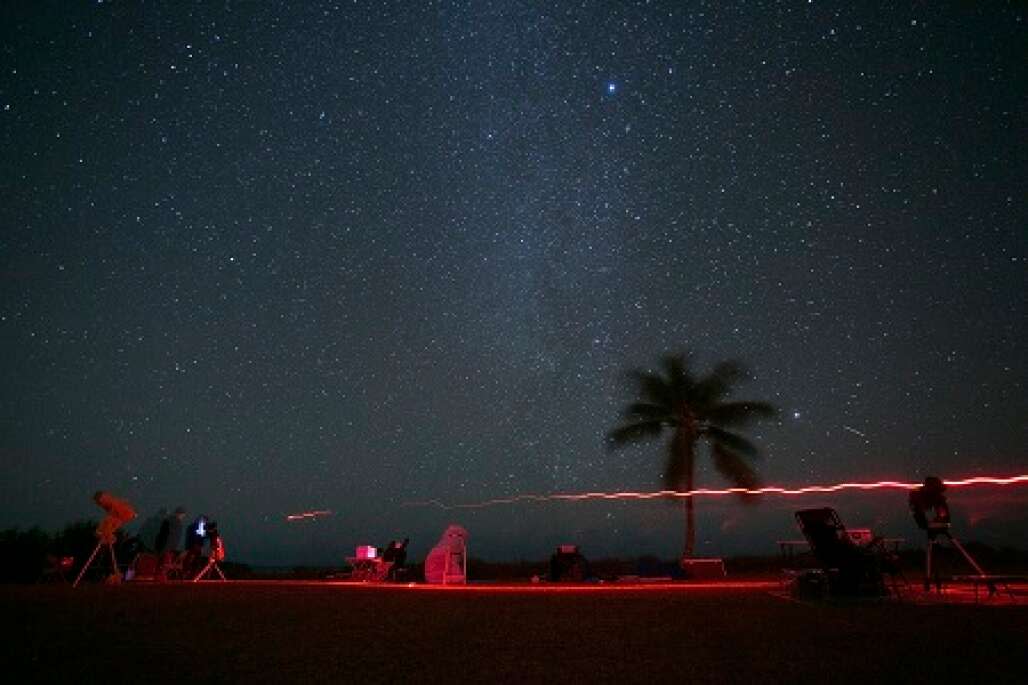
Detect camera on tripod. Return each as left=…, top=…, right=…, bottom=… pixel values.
left=909, top=475, right=989, bottom=592
left=909, top=475, right=950, bottom=536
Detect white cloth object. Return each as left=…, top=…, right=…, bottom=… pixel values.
left=423, top=524, right=468, bottom=583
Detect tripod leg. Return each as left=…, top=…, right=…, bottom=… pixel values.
left=948, top=535, right=987, bottom=577
left=73, top=541, right=104, bottom=588
left=924, top=540, right=933, bottom=591
left=193, top=559, right=212, bottom=582
left=214, top=562, right=226, bottom=581
left=947, top=534, right=993, bottom=595
left=108, top=544, right=121, bottom=582
left=933, top=542, right=941, bottom=592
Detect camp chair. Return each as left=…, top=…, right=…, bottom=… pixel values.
left=795, top=508, right=892, bottom=597
left=128, top=552, right=161, bottom=581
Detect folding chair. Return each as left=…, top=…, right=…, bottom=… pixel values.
left=795, top=508, right=894, bottom=597
left=128, top=552, right=161, bottom=581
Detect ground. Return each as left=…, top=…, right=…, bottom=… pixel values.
left=3, top=581, right=1027, bottom=683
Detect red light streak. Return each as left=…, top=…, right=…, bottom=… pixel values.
left=285, top=509, right=333, bottom=522
left=405, top=475, right=1028, bottom=510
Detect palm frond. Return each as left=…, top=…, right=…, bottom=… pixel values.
left=711, top=443, right=760, bottom=490
left=614, top=352, right=773, bottom=518
left=705, top=401, right=777, bottom=427
left=662, top=354, right=696, bottom=403
left=704, top=426, right=760, bottom=458
left=624, top=402, right=672, bottom=422
left=629, top=370, right=672, bottom=407
left=693, top=360, right=748, bottom=405
left=607, top=420, right=665, bottom=448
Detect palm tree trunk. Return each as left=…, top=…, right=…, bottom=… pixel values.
left=684, top=453, right=695, bottom=558
left=674, top=426, right=697, bottom=558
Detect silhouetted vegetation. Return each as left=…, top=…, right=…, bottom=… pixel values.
left=609, top=353, right=777, bottom=557
left=0, top=520, right=255, bottom=583
left=0, top=527, right=50, bottom=583
left=0, top=521, right=98, bottom=583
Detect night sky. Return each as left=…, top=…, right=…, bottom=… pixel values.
left=2, top=1, right=1025, bottom=566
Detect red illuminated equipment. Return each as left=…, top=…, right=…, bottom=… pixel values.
left=193, top=525, right=227, bottom=582
left=424, top=525, right=468, bottom=584
left=73, top=491, right=137, bottom=588
left=346, top=543, right=407, bottom=582
left=93, top=491, right=137, bottom=544
left=846, top=529, right=874, bottom=545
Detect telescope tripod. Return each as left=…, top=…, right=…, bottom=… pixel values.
left=72, top=539, right=121, bottom=588
left=192, top=556, right=226, bottom=582
left=924, top=524, right=990, bottom=593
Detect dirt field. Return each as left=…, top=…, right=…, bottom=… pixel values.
left=3, top=581, right=1027, bottom=684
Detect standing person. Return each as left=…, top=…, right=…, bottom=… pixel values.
left=155, top=506, right=186, bottom=579
left=137, top=508, right=167, bottom=552
left=205, top=521, right=223, bottom=563
left=182, top=515, right=208, bottom=577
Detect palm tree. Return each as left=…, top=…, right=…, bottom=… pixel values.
left=608, top=353, right=776, bottom=558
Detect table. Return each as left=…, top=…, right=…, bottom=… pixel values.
left=346, top=557, right=387, bottom=581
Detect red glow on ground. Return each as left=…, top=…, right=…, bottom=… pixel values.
left=407, top=474, right=1028, bottom=510
left=230, top=579, right=780, bottom=593
left=285, top=509, right=333, bottom=522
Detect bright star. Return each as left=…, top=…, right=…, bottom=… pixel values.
left=606, top=82, right=617, bottom=94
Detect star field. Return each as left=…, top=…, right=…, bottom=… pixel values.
left=1, top=1, right=1024, bottom=564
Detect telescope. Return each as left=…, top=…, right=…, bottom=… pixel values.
left=908, top=476, right=986, bottom=591
left=73, top=491, right=137, bottom=587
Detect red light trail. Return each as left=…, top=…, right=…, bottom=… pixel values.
left=285, top=509, right=333, bottom=522
left=405, top=475, right=1028, bottom=510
